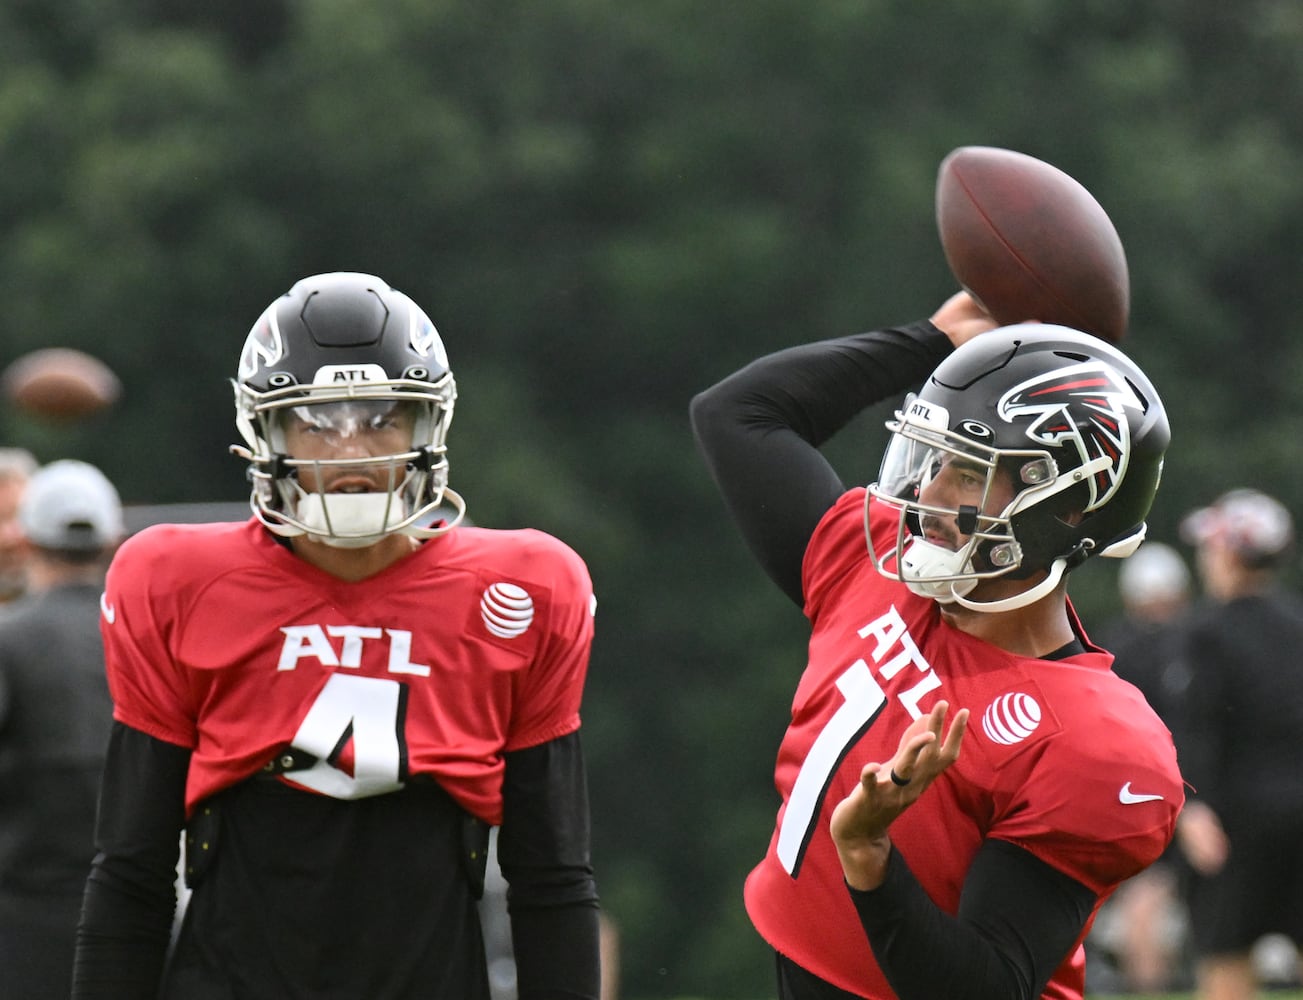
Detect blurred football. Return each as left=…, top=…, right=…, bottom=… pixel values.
left=935, top=145, right=1129, bottom=343
left=2, top=347, right=122, bottom=421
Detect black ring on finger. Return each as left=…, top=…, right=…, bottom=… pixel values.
left=889, top=769, right=910, bottom=787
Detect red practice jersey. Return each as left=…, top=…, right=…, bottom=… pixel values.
left=744, top=490, right=1184, bottom=1000
left=100, top=519, right=595, bottom=823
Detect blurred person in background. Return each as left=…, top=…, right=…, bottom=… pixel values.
left=0, top=459, right=124, bottom=997
left=1170, top=488, right=1303, bottom=1000
left=1099, top=540, right=1193, bottom=718
left=1088, top=541, right=1195, bottom=994
left=0, top=447, right=38, bottom=603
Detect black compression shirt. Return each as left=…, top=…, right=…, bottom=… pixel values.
left=73, top=723, right=599, bottom=1000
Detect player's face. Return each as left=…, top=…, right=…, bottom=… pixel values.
left=916, top=454, right=1015, bottom=550
left=281, top=400, right=419, bottom=493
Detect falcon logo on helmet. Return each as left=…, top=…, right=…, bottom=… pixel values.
left=237, top=313, right=285, bottom=383
left=997, top=361, right=1140, bottom=512
left=408, top=311, right=448, bottom=366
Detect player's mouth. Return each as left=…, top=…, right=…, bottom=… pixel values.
left=920, top=515, right=960, bottom=550
left=323, top=475, right=387, bottom=494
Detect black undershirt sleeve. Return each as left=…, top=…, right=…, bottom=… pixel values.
left=73, top=721, right=191, bottom=999
left=689, top=321, right=953, bottom=607
left=847, top=839, right=1097, bottom=1000
left=498, top=731, right=601, bottom=1000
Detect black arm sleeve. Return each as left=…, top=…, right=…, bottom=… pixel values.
left=847, top=839, right=1096, bottom=1000
left=689, top=321, right=953, bottom=607
left=498, top=731, right=600, bottom=1000
left=73, top=721, right=191, bottom=999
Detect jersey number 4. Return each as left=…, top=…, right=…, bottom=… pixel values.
left=281, top=674, right=410, bottom=799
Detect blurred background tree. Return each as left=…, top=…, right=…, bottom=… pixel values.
left=1, top=1, right=1299, bottom=996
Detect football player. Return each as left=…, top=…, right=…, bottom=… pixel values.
left=73, top=273, right=601, bottom=999
left=690, top=291, right=1183, bottom=1000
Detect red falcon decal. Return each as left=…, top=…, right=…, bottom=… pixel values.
left=237, top=308, right=285, bottom=381
left=996, top=362, right=1141, bottom=510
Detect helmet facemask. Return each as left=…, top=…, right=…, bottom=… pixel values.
left=867, top=394, right=1095, bottom=608
left=234, top=375, right=462, bottom=548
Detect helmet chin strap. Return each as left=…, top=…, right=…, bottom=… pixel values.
left=900, top=537, right=979, bottom=603
left=950, top=556, right=1070, bottom=613
left=298, top=492, right=402, bottom=548
left=296, top=485, right=468, bottom=548
left=405, top=486, right=466, bottom=539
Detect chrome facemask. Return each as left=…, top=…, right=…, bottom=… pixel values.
left=865, top=396, right=1056, bottom=603
left=233, top=376, right=464, bottom=547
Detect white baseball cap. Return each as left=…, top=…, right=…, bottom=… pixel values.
left=1118, top=541, right=1190, bottom=605
left=19, top=459, right=124, bottom=551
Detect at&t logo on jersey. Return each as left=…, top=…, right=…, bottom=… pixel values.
left=981, top=692, right=1043, bottom=745
left=481, top=582, right=535, bottom=639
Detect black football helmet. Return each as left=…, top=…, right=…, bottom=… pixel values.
left=867, top=324, right=1169, bottom=611
left=232, top=272, right=464, bottom=547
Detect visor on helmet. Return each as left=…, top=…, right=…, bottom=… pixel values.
left=866, top=398, right=1056, bottom=600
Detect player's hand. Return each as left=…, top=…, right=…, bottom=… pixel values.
left=930, top=291, right=999, bottom=349
left=830, top=700, right=969, bottom=890
left=1175, top=800, right=1230, bottom=876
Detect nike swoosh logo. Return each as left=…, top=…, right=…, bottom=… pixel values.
left=100, top=592, right=116, bottom=625
left=1119, top=782, right=1163, bottom=804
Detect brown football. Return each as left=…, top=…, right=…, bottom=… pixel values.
left=935, top=145, right=1129, bottom=343
left=2, top=348, right=122, bottom=421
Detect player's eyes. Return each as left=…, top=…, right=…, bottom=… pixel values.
left=934, top=455, right=983, bottom=485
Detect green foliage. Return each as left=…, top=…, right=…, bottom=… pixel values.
left=1, top=2, right=1300, bottom=996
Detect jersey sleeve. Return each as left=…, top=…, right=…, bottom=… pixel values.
left=501, top=533, right=596, bottom=752
left=100, top=528, right=199, bottom=749
left=803, top=488, right=879, bottom=621
left=987, top=680, right=1184, bottom=893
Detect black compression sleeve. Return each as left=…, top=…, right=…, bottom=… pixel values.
left=73, top=721, right=191, bottom=999
left=499, top=732, right=600, bottom=1000
left=847, top=840, right=1096, bottom=1000
left=689, top=321, right=952, bottom=606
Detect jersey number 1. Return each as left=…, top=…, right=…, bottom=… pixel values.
left=776, top=659, right=886, bottom=877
